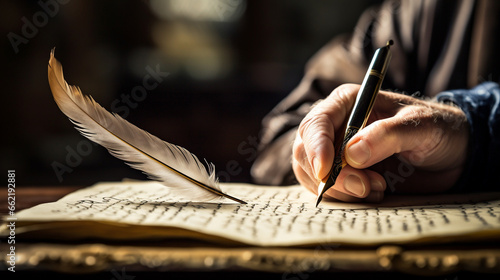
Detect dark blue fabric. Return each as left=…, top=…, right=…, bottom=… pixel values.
left=436, top=82, right=500, bottom=192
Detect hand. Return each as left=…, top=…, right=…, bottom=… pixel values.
left=292, top=84, right=469, bottom=202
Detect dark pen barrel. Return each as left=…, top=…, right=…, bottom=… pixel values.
left=347, top=41, right=393, bottom=129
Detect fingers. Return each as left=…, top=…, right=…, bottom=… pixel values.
left=321, top=167, right=386, bottom=203
left=323, top=165, right=386, bottom=199
left=292, top=157, right=319, bottom=194
left=344, top=119, right=401, bottom=169
left=345, top=97, right=436, bottom=170
left=294, top=84, right=469, bottom=202
left=292, top=132, right=317, bottom=182
left=294, top=84, right=390, bottom=203
left=297, top=84, right=360, bottom=180
left=344, top=102, right=464, bottom=170
left=293, top=152, right=387, bottom=203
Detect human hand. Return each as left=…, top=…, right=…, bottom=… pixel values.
left=292, top=84, right=469, bottom=203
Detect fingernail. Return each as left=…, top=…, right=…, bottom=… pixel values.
left=347, top=139, right=370, bottom=165
left=344, top=175, right=366, bottom=197
left=312, top=157, right=321, bottom=178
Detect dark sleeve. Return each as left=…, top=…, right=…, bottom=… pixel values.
left=436, top=82, right=500, bottom=192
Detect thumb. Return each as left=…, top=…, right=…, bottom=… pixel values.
left=344, top=117, right=428, bottom=169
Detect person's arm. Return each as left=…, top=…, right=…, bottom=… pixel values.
left=251, top=0, right=483, bottom=188
left=294, top=83, right=470, bottom=202
left=251, top=0, right=421, bottom=185
left=292, top=82, right=500, bottom=203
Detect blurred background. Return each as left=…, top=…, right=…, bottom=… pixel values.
left=1, top=0, right=379, bottom=186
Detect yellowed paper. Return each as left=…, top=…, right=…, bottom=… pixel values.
left=6, top=181, right=500, bottom=246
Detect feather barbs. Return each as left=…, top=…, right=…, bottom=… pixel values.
left=48, top=49, right=246, bottom=204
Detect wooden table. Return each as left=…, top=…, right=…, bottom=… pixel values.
left=1, top=186, right=500, bottom=279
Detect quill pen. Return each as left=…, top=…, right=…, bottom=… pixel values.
left=48, top=50, right=246, bottom=204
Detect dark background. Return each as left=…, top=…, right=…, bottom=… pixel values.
left=1, top=0, right=379, bottom=186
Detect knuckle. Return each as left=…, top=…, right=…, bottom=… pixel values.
left=331, top=84, right=359, bottom=105
left=371, top=119, right=395, bottom=138
left=298, top=112, right=334, bottom=145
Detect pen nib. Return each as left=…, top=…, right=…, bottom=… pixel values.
left=315, top=181, right=327, bottom=207
left=315, top=196, right=322, bottom=207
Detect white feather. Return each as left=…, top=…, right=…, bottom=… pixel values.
left=48, top=50, right=245, bottom=204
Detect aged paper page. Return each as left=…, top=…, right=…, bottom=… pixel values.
left=9, top=181, right=500, bottom=246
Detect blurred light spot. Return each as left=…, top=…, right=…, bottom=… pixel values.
left=151, top=22, right=233, bottom=80
left=184, top=48, right=229, bottom=80
left=128, top=48, right=179, bottom=78
left=150, top=0, right=246, bottom=22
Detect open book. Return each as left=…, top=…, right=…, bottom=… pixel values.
left=3, top=181, right=500, bottom=246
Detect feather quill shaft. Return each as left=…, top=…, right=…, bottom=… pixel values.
left=48, top=50, right=246, bottom=204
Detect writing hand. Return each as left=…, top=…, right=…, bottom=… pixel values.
left=292, top=84, right=469, bottom=202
